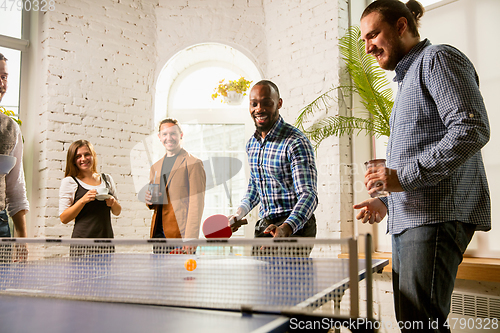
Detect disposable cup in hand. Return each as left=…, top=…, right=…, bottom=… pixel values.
left=149, top=183, right=160, bottom=204
left=364, top=159, right=390, bottom=198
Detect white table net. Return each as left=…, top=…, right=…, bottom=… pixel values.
left=0, top=238, right=376, bottom=317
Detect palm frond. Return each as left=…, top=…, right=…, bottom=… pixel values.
left=296, top=86, right=342, bottom=131
left=339, top=26, right=392, bottom=132
left=295, top=25, right=393, bottom=149
left=302, top=115, right=377, bottom=150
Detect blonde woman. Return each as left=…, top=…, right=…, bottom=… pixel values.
left=59, top=140, right=121, bottom=238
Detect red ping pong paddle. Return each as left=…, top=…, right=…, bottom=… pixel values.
left=202, top=214, right=233, bottom=238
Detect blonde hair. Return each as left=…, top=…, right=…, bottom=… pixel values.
left=64, top=140, right=98, bottom=177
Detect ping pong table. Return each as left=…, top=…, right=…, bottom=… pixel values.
left=0, top=237, right=388, bottom=333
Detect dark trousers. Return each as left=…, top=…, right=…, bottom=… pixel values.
left=253, top=214, right=316, bottom=257
left=0, top=210, right=11, bottom=237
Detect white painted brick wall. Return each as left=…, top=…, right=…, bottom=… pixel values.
left=36, top=0, right=157, bottom=238
left=154, top=0, right=267, bottom=80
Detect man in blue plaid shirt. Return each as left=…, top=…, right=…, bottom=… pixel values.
left=230, top=80, right=318, bottom=241
left=354, top=1, right=490, bottom=332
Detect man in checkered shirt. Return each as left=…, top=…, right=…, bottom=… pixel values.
left=354, top=1, right=490, bottom=332
left=230, top=80, right=318, bottom=242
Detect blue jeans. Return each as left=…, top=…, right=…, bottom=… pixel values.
left=0, top=210, right=11, bottom=237
left=392, top=221, right=475, bottom=333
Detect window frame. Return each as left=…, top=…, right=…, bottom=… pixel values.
left=0, top=8, right=29, bottom=118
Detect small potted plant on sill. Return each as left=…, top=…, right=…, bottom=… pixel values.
left=211, top=77, right=252, bottom=105
left=1, top=106, right=22, bottom=126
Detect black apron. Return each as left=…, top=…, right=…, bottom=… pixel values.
left=71, top=175, right=113, bottom=238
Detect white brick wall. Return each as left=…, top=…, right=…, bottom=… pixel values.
left=36, top=0, right=157, bottom=237
left=154, top=0, right=267, bottom=80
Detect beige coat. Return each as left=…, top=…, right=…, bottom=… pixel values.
left=149, top=149, right=206, bottom=238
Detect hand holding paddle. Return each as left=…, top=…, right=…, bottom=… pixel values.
left=202, top=214, right=248, bottom=239
left=229, top=217, right=248, bottom=233
left=228, top=207, right=248, bottom=233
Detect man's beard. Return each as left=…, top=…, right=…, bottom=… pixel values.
left=254, top=110, right=278, bottom=134
left=380, top=34, right=407, bottom=71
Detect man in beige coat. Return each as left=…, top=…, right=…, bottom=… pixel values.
left=145, top=118, right=206, bottom=240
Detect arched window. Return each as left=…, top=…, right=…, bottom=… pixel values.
left=155, top=43, right=262, bottom=238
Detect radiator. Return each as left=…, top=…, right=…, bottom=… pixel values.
left=448, top=292, right=500, bottom=332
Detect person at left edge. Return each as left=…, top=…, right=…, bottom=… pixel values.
left=59, top=140, right=121, bottom=238
left=0, top=53, right=29, bottom=239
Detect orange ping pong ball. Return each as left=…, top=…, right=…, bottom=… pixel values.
left=184, top=258, right=197, bottom=271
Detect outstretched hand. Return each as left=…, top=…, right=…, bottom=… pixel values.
left=353, top=198, right=387, bottom=224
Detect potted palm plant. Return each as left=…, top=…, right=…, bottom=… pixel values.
left=211, top=77, right=252, bottom=105
left=295, top=26, right=393, bottom=150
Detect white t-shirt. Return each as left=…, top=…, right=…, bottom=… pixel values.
left=58, top=174, right=118, bottom=217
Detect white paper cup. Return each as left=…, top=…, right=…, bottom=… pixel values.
left=97, top=187, right=109, bottom=196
